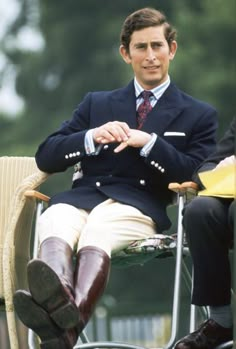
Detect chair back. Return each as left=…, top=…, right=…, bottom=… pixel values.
left=0, top=156, right=39, bottom=299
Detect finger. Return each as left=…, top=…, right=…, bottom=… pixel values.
left=96, top=137, right=110, bottom=144
left=105, top=126, right=126, bottom=142
left=95, top=130, right=115, bottom=143
left=118, top=122, right=131, bottom=137
left=118, top=122, right=131, bottom=141
left=95, top=122, right=131, bottom=143
left=108, top=122, right=131, bottom=142
left=114, top=141, right=129, bottom=153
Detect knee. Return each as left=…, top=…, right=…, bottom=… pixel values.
left=78, top=225, right=112, bottom=256
left=183, top=196, right=224, bottom=241
left=183, top=197, right=213, bottom=225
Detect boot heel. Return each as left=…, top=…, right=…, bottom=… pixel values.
left=51, top=301, right=79, bottom=329
left=40, top=328, right=78, bottom=349
left=40, top=337, right=66, bottom=349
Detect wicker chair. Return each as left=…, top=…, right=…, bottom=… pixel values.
left=0, top=156, right=48, bottom=349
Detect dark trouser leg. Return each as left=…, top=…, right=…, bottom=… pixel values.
left=183, top=196, right=233, bottom=306
left=74, top=246, right=110, bottom=335
left=228, top=199, right=235, bottom=233
left=27, top=237, right=79, bottom=328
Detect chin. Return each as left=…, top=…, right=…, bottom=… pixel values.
left=144, top=79, right=162, bottom=88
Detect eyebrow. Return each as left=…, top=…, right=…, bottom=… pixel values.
left=134, top=40, right=164, bottom=47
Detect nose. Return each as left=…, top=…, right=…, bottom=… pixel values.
left=146, top=47, right=156, bottom=61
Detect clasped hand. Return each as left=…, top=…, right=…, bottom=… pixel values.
left=93, top=121, right=152, bottom=153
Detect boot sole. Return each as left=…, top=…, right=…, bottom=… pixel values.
left=13, top=290, right=61, bottom=340
left=28, top=259, right=79, bottom=329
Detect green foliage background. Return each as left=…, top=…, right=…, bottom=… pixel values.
left=0, top=0, right=235, bottom=338
left=1, top=0, right=235, bottom=157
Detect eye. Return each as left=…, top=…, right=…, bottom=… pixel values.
left=135, top=43, right=146, bottom=50
left=151, top=42, right=163, bottom=49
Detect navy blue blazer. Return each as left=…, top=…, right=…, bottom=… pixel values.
left=36, top=81, right=218, bottom=232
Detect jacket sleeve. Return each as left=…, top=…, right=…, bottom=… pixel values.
left=145, top=106, right=218, bottom=183
left=193, top=116, right=236, bottom=188
left=35, top=93, right=92, bottom=173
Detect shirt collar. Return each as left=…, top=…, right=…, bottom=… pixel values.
left=134, top=76, right=170, bottom=100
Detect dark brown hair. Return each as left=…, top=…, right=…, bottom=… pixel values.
left=120, top=7, right=177, bottom=52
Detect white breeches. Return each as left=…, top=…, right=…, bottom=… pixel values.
left=38, top=199, right=156, bottom=257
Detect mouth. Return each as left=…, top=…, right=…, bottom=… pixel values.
left=143, top=65, right=159, bottom=71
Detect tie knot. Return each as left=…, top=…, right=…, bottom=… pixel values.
left=141, top=90, right=153, bottom=100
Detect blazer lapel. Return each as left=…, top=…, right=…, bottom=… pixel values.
left=141, top=83, right=187, bottom=134
left=109, top=81, right=137, bottom=129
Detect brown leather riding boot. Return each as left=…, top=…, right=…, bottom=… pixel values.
left=27, top=237, right=79, bottom=329
left=74, top=246, right=111, bottom=335
left=14, top=290, right=78, bottom=349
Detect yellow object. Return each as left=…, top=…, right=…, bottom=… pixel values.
left=198, top=163, right=236, bottom=198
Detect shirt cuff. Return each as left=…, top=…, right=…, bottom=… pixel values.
left=140, top=133, right=158, bottom=157
left=85, top=129, right=103, bottom=155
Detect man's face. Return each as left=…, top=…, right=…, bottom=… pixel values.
left=120, top=25, right=177, bottom=89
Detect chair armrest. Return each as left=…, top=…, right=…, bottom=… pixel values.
left=168, top=181, right=198, bottom=194
left=24, top=190, right=50, bottom=203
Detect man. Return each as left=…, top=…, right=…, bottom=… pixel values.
left=14, top=7, right=218, bottom=349
left=175, top=117, right=235, bottom=349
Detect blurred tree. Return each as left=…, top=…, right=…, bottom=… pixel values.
left=171, top=0, right=235, bottom=136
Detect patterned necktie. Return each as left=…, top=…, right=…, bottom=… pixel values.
left=137, top=90, right=153, bottom=129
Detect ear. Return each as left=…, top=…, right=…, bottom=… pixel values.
left=169, top=40, right=177, bottom=60
left=119, top=45, right=131, bottom=64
